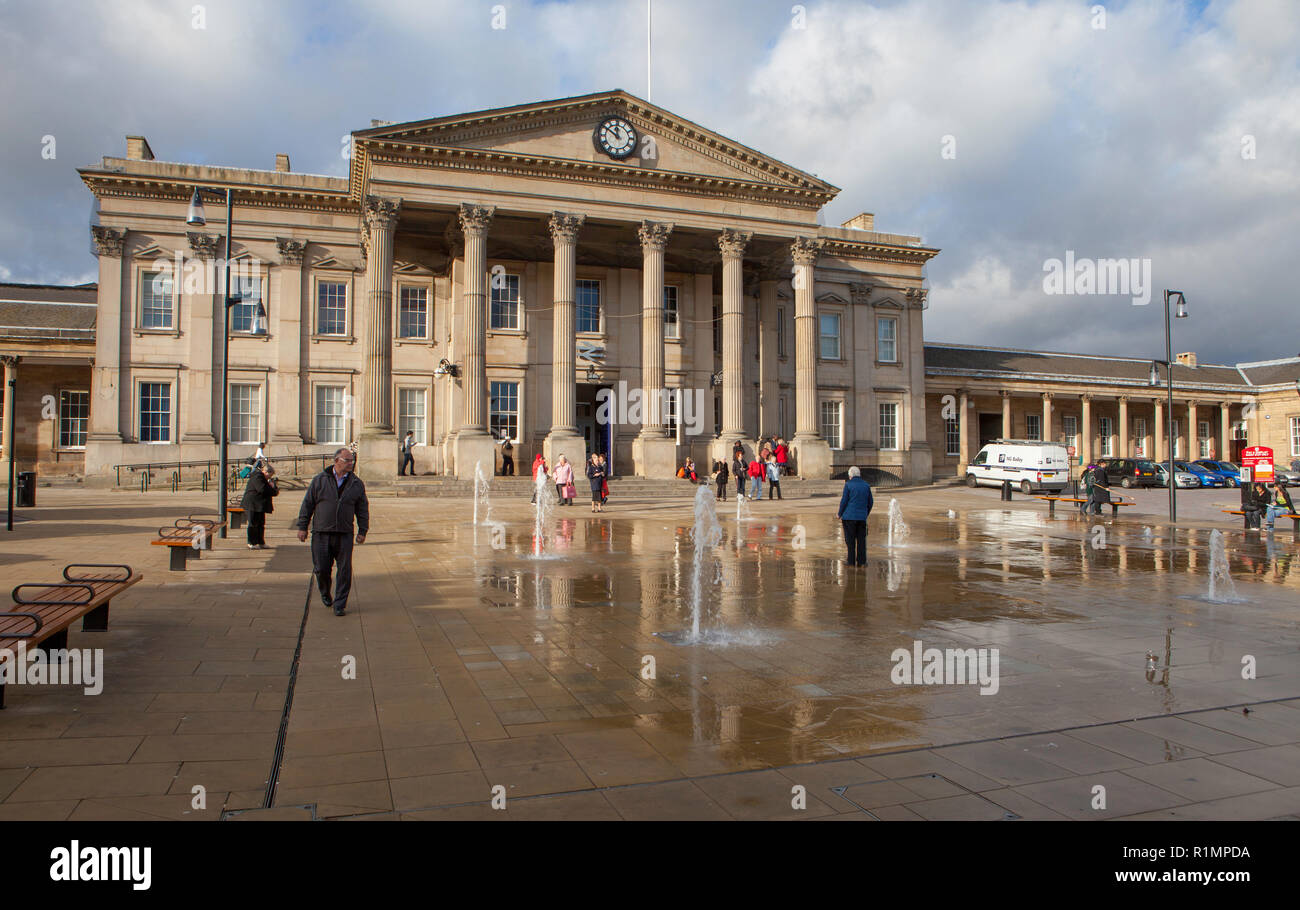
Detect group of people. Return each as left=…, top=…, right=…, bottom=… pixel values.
left=677, top=438, right=791, bottom=503
left=530, top=452, right=610, bottom=512
left=1244, top=479, right=1295, bottom=532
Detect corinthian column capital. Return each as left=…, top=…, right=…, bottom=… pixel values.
left=457, top=203, right=495, bottom=239
left=637, top=220, right=673, bottom=253
left=718, top=229, right=752, bottom=259
left=549, top=211, right=585, bottom=245
left=91, top=225, right=126, bottom=258
left=363, top=195, right=401, bottom=231
left=790, top=236, right=824, bottom=266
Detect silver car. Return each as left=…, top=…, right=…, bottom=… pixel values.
left=1152, top=463, right=1201, bottom=488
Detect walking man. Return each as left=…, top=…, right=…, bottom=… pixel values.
left=399, top=430, right=416, bottom=476
left=296, top=447, right=369, bottom=616
left=837, top=466, right=874, bottom=567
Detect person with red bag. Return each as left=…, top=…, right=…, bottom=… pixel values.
left=553, top=454, right=574, bottom=506
left=598, top=453, right=610, bottom=505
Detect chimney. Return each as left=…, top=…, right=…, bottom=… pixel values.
left=840, top=212, right=874, bottom=231
left=126, top=135, right=155, bottom=161
left=275, top=154, right=291, bottom=172
left=1176, top=352, right=1198, bottom=368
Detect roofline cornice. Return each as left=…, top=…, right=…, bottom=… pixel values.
left=924, top=366, right=1255, bottom=394
left=79, top=169, right=355, bottom=215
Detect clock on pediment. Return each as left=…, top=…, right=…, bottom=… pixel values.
left=593, top=116, right=638, bottom=160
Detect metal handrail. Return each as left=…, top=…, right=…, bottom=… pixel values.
left=114, top=453, right=332, bottom=487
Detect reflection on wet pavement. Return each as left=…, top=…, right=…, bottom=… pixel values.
left=381, top=497, right=1300, bottom=779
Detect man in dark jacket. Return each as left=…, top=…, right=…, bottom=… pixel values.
left=296, top=447, right=370, bottom=616
left=837, top=466, right=875, bottom=567
left=1088, top=462, right=1111, bottom=515
left=240, top=463, right=279, bottom=549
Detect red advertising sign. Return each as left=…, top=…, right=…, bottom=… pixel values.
left=1067, top=446, right=1076, bottom=457
left=1241, top=445, right=1274, bottom=483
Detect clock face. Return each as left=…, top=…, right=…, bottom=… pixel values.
left=593, top=117, right=638, bottom=160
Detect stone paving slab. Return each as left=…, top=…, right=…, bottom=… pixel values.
left=1, top=488, right=1297, bottom=820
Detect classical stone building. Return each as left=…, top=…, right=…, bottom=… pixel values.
left=925, top=344, right=1300, bottom=477
left=0, top=282, right=96, bottom=479
left=77, top=90, right=938, bottom=482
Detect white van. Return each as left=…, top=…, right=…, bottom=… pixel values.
left=965, top=440, right=1071, bottom=494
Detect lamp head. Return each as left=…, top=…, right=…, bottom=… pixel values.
left=1149, top=362, right=1160, bottom=387
left=186, top=188, right=207, bottom=227
left=1169, top=290, right=1187, bottom=318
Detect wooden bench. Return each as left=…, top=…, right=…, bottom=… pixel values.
left=1037, top=495, right=1134, bottom=517
left=226, top=503, right=246, bottom=530
left=1222, top=508, right=1300, bottom=538
left=0, top=564, right=142, bottom=708
left=151, top=516, right=225, bottom=570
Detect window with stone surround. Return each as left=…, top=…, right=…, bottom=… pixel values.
left=58, top=390, right=89, bottom=449
left=819, top=312, right=841, bottom=360
left=489, top=381, right=519, bottom=443
left=877, top=316, right=898, bottom=363
left=230, top=274, right=265, bottom=334
left=230, top=384, right=261, bottom=445
left=140, top=270, right=174, bottom=329
left=398, top=286, right=427, bottom=338
left=490, top=274, right=521, bottom=330
left=317, top=280, right=347, bottom=336
left=139, top=382, right=172, bottom=443
left=663, top=285, right=679, bottom=339
left=398, top=388, right=426, bottom=444
left=576, top=279, right=601, bottom=334
left=820, top=400, right=843, bottom=449
left=879, top=402, right=898, bottom=450
left=1291, top=417, right=1300, bottom=457
left=1099, top=417, right=1113, bottom=456
left=315, top=386, right=346, bottom=445
left=945, top=416, right=960, bottom=456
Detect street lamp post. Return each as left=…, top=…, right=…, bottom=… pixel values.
left=1149, top=290, right=1187, bottom=523
left=187, top=187, right=235, bottom=538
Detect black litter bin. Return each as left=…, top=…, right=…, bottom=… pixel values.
left=16, top=471, right=36, bottom=507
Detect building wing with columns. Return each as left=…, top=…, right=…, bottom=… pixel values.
left=76, top=90, right=938, bottom=482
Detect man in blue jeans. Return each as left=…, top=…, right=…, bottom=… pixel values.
left=837, top=466, right=875, bottom=567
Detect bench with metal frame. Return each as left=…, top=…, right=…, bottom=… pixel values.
left=1222, top=508, right=1300, bottom=539
left=150, top=516, right=225, bottom=570
left=1037, top=495, right=1134, bottom=517
left=0, top=564, right=142, bottom=708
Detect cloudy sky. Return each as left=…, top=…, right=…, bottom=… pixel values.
left=1, top=0, right=1296, bottom=364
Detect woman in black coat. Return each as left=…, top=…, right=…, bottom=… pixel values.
left=586, top=455, right=606, bottom=514
left=240, top=464, right=279, bottom=548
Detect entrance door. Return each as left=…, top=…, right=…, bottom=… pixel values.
left=574, top=384, right=614, bottom=474
left=978, top=413, right=1002, bottom=449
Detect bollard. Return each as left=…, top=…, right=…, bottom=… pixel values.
left=201, top=471, right=209, bottom=493
left=1001, top=479, right=1013, bottom=501
left=141, top=471, right=149, bottom=493
left=171, top=472, right=178, bottom=493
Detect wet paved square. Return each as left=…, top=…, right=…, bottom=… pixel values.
left=1, top=484, right=1297, bottom=820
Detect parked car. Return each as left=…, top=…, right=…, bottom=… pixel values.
left=1274, top=461, right=1300, bottom=485
left=1095, top=457, right=1160, bottom=488
left=1194, top=460, right=1241, bottom=487
left=1173, top=461, right=1224, bottom=487
left=1153, top=463, right=1202, bottom=488
left=965, top=441, right=1071, bottom=494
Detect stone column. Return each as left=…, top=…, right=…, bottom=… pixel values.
left=1187, top=400, right=1198, bottom=460
left=711, top=229, right=750, bottom=467
left=1219, top=401, right=1231, bottom=462
left=1118, top=396, right=1129, bottom=457
left=790, top=237, right=830, bottom=477
left=86, top=227, right=127, bottom=477
left=544, top=211, right=587, bottom=469
left=1154, top=397, right=1165, bottom=463
left=181, top=233, right=219, bottom=445
left=958, top=389, right=970, bottom=471
left=361, top=196, right=400, bottom=433
left=1, top=356, right=17, bottom=469
left=1001, top=391, right=1012, bottom=438
left=274, top=238, right=307, bottom=444
left=758, top=268, right=780, bottom=442
left=454, top=203, right=497, bottom=478
left=1081, top=394, right=1093, bottom=465
left=1041, top=392, right=1053, bottom=443
left=632, top=220, right=675, bottom=477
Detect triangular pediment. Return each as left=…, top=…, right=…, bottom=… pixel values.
left=353, top=90, right=838, bottom=201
